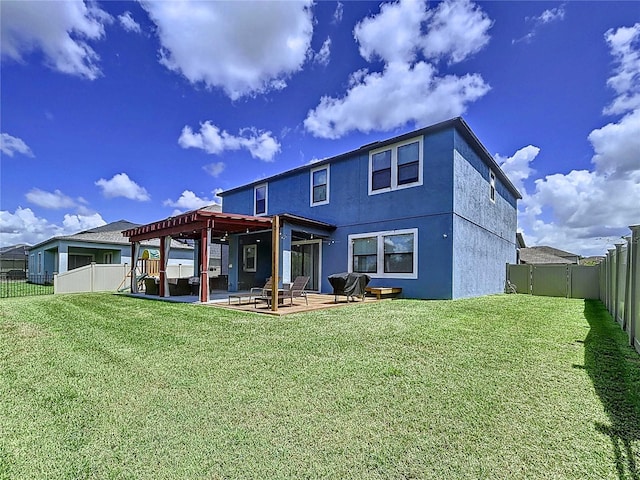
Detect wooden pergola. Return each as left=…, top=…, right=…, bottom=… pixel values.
left=122, top=209, right=277, bottom=306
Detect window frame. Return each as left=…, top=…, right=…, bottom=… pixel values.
left=254, top=183, right=268, bottom=216
left=368, top=136, right=423, bottom=196
left=489, top=171, right=496, bottom=203
left=310, top=164, right=330, bottom=206
left=348, top=228, right=418, bottom=279
left=242, top=244, right=257, bottom=272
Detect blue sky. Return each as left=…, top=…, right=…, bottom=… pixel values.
left=1, top=0, right=638, bottom=256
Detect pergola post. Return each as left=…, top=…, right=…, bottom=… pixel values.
left=271, top=215, right=279, bottom=312
left=130, top=241, right=140, bottom=293
left=200, top=227, right=210, bottom=303
left=160, top=236, right=167, bottom=297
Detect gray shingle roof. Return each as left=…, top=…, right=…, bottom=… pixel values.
left=28, top=220, right=192, bottom=251
left=519, top=248, right=574, bottom=264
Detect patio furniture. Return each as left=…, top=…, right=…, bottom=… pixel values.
left=365, top=286, right=402, bottom=300
left=144, top=276, right=159, bottom=295
left=168, top=278, right=192, bottom=296
left=250, top=277, right=272, bottom=298
left=254, top=288, right=286, bottom=308
left=228, top=293, right=254, bottom=305
left=328, top=272, right=370, bottom=302
left=282, top=276, right=309, bottom=305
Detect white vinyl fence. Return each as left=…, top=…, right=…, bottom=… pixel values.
left=54, top=263, right=194, bottom=294
left=599, top=226, right=639, bottom=354
left=508, top=224, right=639, bottom=354
left=507, top=264, right=600, bottom=299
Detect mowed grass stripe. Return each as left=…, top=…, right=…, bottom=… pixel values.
left=0, top=293, right=638, bottom=479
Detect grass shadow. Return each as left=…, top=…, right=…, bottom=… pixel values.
left=583, top=299, right=640, bottom=480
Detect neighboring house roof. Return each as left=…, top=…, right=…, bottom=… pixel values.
left=218, top=117, right=522, bottom=201
left=529, top=246, right=580, bottom=259
left=519, top=247, right=576, bottom=264
left=28, top=220, right=192, bottom=251
left=0, top=244, right=30, bottom=260
left=516, top=232, right=526, bottom=249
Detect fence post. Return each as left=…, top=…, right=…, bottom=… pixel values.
left=615, top=243, right=625, bottom=325
left=608, top=248, right=616, bottom=317
left=90, top=262, right=96, bottom=293
left=623, top=236, right=632, bottom=333
left=629, top=225, right=639, bottom=351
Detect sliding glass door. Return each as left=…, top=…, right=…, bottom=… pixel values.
left=290, top=240, right=320, bottom=291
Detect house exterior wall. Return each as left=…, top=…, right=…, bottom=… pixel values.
left=452, top=131, right=518, bottom=298
left=222, top=121, right=518, bottom=299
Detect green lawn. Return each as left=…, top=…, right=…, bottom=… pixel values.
left=1, top=294, right=638, bottom=479
left=0, top=280, right=53, bottom=299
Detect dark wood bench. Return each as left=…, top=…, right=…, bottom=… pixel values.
left=365, top=287, right=402, bottom=300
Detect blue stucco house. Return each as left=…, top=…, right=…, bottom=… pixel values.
left=218, top=117, right=521, bottom=300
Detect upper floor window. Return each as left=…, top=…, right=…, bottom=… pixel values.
left=349, top=228, right=418, bottom=279
left=490, top=171, right=496, bottom=203
left=369, top=136, right=423, bottom=195
left=310, top=165, right=330, bottom=206
left=254, top=184, right=267, bottom=215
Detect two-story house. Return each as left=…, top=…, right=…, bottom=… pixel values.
left=218, top=117, right=521, bottom=300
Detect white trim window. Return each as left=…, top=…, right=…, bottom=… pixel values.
left=310, top=165, right=330, bottom=206
left=348, top=228, right=418, bottom=279
left=369, top=136, right=423, bottom=195
left=489, top=171, right=496, bottom=203
left=254, top=183, right=267, bottom=216
left=243, top=244, right=257, bottom=272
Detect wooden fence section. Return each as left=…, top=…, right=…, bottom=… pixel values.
left=599, top=225, right=639, bottom=354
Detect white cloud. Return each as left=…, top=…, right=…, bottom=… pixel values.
left=496, top=145, right=539, bottom=195
left=163, top=190, right=220, bottom=215
left=203, top=162, right=226, bottom=178
left=179, top=121, right=281, bottom=162
left=0, top=0, right=110, bottom=80
left=314, top=37, right=332, bottom=66
left=140, top=0, right=313, bottom=99
left=95, top=173, right=150, bottom=201
left=588, top=109, right=640, bottom=177
left=61, top=213, right=107, bottom=234
left=118, top=11, right=141, bottom=34
left=501, top=25, right=640, bottom=257
left=305, top=0, right=492, bottom=138
left=514, top=4, right=566, bottom=44
left=304, top=61, right=489, bottom=139
left=25, top=188, right=78, bottom=209
left=0, top=133, right=34, bottom=157
left=354, top=0, right=427, bottom=64
left=333, top=2, right=344, bottom=24
left=534, top=6, right=565, bottom=25
left=603, top=23, right=640, bottom=115
left=0, top=207, right=106, bottom=247
left=420, top=0, right=492, bottom=65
